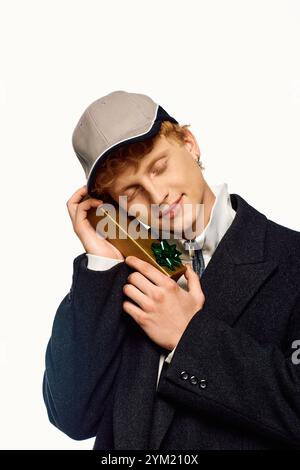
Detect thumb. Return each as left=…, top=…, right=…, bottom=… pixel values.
left=184, top=264, right=202, bottom=294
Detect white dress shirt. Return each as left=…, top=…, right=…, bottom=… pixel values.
left=86, top=183, right=236, bottom=389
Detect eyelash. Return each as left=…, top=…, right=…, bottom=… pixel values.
left=127, top=160, right=168, bottom=201
left=153, top=160, right=168, bottom=175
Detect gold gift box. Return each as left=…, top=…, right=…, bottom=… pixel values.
left=82, top=195, right=186, bottom=281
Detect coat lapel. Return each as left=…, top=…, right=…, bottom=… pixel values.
left=198, top=193, right=278, bottom=326
left=149, top=193, right=278, bottom=449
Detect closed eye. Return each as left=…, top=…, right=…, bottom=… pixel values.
left=126, top=158, right=168, bottom=201
left=152, top=159, right=168, bottom=175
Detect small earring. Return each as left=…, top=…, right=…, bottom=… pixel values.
left=196, top=154, right=204, bottom=169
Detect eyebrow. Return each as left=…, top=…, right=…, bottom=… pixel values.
left=117, top=151, right=168, bottom=193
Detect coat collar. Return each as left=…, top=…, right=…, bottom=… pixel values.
left=113, top=193, right=278, bottom=450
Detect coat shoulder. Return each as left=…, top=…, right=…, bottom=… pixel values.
left=265, top=217, right=300, bottom=275
left=266, top=217, right=300, bottom=246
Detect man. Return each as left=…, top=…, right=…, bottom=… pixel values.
left=43, top=90, right=300, bottom=450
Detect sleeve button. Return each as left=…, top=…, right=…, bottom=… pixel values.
left=180, top=370, right=189, bottom=380
left=199, top=378, right=207, bottom=389
left=189, top=375, right=198, bottom=385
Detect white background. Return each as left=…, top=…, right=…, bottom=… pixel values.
left=0, top=0, right=299, bottom=450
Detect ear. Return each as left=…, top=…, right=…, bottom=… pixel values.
left=183, top=128, right=201, bottom=162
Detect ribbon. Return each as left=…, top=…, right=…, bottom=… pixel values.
left=150, top=239, right=183, bottom=271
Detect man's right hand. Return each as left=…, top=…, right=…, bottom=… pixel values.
left=66, top=185, right=125, bottom=261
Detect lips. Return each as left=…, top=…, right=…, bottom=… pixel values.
left=160, top=194, right=183, bottom=217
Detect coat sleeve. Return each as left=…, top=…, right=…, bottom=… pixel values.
left=156, top=293, right=300, bottom=449
left=42, top=252, right=133, bottom=440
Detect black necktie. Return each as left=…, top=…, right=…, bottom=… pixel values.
left=192, top=248, right=205, bottom=277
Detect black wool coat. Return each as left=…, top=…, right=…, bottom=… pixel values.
left=43, top=193, right=300, bottom=450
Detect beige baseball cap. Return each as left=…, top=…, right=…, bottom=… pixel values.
left=72, top=90, right=178, bottom=196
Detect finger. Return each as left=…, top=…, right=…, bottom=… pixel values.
left=127, top=271, right=157, bottom=295
left=123, top=300, right=147, bottom=325
left=123, top=283, right=152, bottom=312
left=67, top=185, right=88, bottom=205
left=75, top=198, right=104, bottom=225
left=184, top=264, right=203, bottom=294
left=125, top=256, right=167, bottom=286
left=66, top=185, right=88, bottom=220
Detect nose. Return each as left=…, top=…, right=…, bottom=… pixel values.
left=148, top=185, right=168, bottom=206
left=139, top=177, right=167, bottom=206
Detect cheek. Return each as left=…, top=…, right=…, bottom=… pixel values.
left=174, top=161, right=197, bottom=186
left=184, top=166, right=203, bottom=194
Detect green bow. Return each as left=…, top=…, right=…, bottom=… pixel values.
left=151, top=239, right=183, bottom=271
